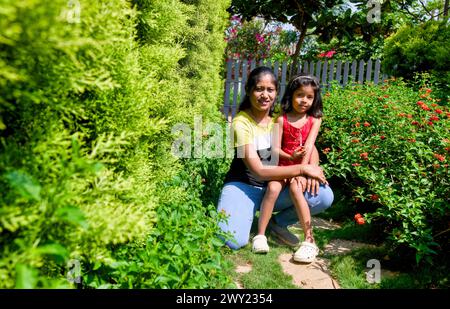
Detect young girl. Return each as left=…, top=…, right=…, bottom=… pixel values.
left=252, top=74, right=323, bottom=263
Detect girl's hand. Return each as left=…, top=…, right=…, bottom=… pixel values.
left=291, top=146, right=306, bottom=160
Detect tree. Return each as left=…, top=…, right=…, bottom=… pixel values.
left=228, top=0, right=360, bottom=64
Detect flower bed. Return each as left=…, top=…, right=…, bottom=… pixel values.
left=319, top=79, right=449, bottom=263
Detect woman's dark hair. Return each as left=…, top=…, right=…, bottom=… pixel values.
left=281, top=74, right=323, bottom=118
left=238, top=66, right=278, bottom=116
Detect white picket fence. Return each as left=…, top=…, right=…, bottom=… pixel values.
left=222, top=58, right=388, bottom=120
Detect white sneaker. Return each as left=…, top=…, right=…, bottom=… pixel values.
left=252, top=235, right=270, bottom=254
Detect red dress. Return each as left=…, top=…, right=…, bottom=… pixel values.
left=279, top=113, right=314, bottom=166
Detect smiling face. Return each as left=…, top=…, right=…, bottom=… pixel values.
left=249, top=74, right=277, bottom=114
left=292, top=85, right=315, bottom=115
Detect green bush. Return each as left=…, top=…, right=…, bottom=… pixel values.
left=319, top=79, right=449, bottom=264
left=0, top=0, right=232, bottom=288
left=383, top=20, right=450, bottom=100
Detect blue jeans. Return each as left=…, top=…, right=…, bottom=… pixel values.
left=217, top=181, right=334, bottom=250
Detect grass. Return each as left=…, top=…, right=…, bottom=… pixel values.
left=220, top=188, right=450, bottom=289
left=222, top=224, right=447, bottom=289
left=223, top=235, right=299, bottom=289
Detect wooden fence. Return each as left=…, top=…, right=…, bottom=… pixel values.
left=223, top=58, right=388, bottom=120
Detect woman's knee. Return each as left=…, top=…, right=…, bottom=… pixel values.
left=226, top=235, right=249, bottom=250
left=308, top=185, right=334, bottom=215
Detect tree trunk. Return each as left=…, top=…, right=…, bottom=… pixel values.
left=290, top=19, right=308, bottom=80
left=444, top=0, right=449, bottom=17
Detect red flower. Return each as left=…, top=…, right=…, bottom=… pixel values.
left=370, top=194, right=379, bottom=201
left=324, top=50, right=336, bottom=58
left=322, top=147, right=331, bottom=154
left=355, top=122, right=360, bottom=127
left=363, top=121, right=371, bottom=127
left=426, top=88, right=432, bottom=93
left=356, top=217, right=365, bottom=225
left=407, top=114, right=413, bottom=118
left=421, top=105, right=431, bottom=111
left=417, top=101, right=424, bottom=105
left=360, top=152, right=369, bottom=160
left=351, top=139, right=360, bottom=143
left=433, top=153, right=445, bottom=162
left=411, top=121, right=419, bottom=126
left=429, top=115, right=439, bottom=122
left=380, top=136, right=386, bottom=140
left=352, top=163, right=361, bottom=166
left=354, top=213, right=362, bottom=220
left=435, top=109, right=443, bottom=114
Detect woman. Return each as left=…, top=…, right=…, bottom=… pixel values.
left=217, top=66, right=334, bottom=251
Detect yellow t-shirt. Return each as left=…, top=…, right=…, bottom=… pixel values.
left=225, top=111, right=276, bottom=187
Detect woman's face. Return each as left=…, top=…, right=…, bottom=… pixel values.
left=249, top=74, right=277, bottom=114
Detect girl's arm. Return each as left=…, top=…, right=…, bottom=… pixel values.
left=300, top=117, right=322, bottom=165
left=238, top=143, right=327, bottom=183
left=273, top=116, right=295, bottom=161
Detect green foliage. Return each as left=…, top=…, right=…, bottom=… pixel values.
left=319, top=79, right=450, bottom=264
left=0, top=0, right=232, bottom=288
left=383, top=20, right=450, bottom=100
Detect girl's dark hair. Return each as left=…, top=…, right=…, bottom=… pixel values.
left=238, top=66, right=278, bottom=116
left=281, top=74, right=323, bottom=118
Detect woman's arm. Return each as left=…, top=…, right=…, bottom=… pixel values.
left=238, top=143, right=326, bottom=183
left=305, top=145, right=325, bottom=195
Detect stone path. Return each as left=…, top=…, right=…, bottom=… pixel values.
left=234, top=217, right=377, bottom=289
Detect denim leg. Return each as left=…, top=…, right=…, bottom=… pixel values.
left=217, top=182, right=265, bottom=249
left=273, top=184, right=334, bottom=227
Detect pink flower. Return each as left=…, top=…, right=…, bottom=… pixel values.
left=255, top=33, right=264, bottom=43
left=324, top=50, right=336, bottom=58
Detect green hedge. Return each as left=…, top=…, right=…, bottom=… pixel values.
left=383, top=20, right=450, bottom=100
left=0, top=0, right=232, bottom=288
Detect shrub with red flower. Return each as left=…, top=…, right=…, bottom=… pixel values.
left=319, top=79, right=449, bottom=263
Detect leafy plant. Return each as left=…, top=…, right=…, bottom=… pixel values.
left=319, top=79, right=450, bottom=264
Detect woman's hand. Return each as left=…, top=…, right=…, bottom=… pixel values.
left=300, top=165, right=327, bottom=185
left=290, top=176, right=307, bottom=191
left=305, top=177, right=323, bottom=195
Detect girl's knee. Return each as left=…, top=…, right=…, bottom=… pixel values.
left=289, top=183, right=303, bottom=196
left=267, top=181, right=282, bottom=192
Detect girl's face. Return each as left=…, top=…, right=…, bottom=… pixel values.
left=249, top=74, right=277, bottom=114
left=292, top=85, right=315, bottom=115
